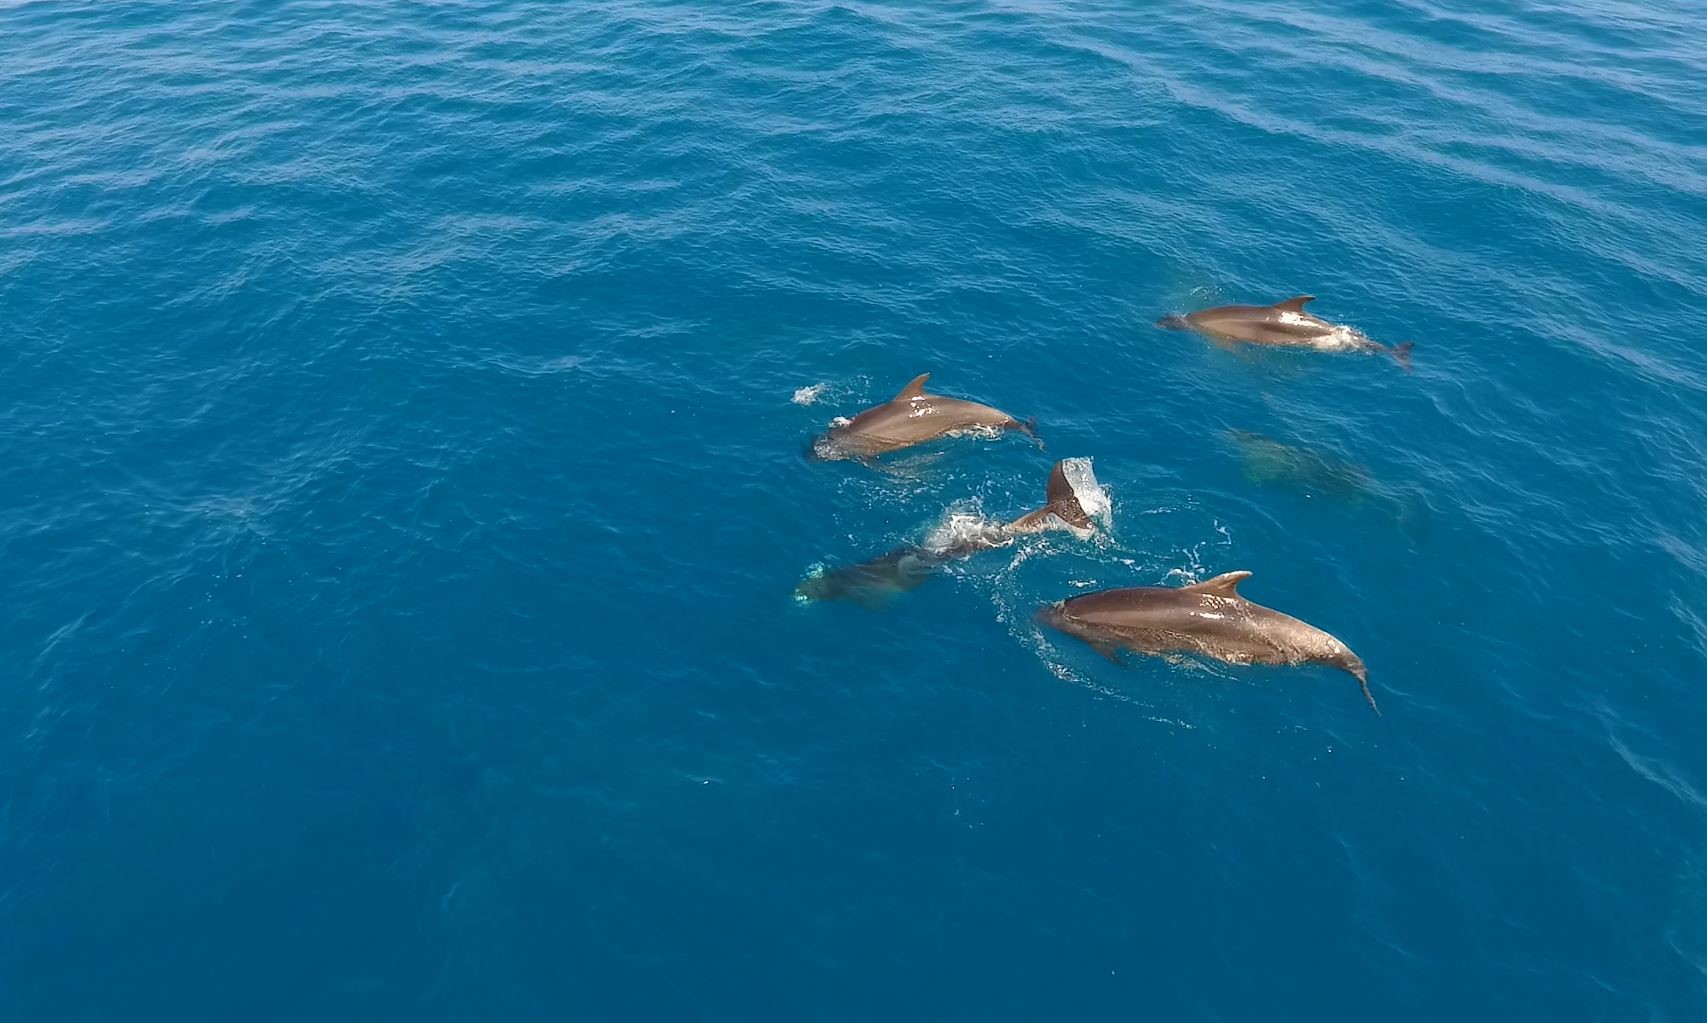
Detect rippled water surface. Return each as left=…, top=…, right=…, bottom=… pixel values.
left=3, top=1, right=1706, bottom=1019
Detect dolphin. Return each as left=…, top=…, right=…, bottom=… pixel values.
left=797, top=459, right=1101, bottom=606
left=1226, top=430, right=1373, bottom=499
left=1225, top=429, right=1426, bottom=532
left=1036, top=571, right=1380, bottom=714
left=1156, top=296, right=1412, bottom=371
left=809, top=373, right=1039, bottom=462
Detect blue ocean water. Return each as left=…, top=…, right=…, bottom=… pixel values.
left=3, top=0, right=1705, bottom=1018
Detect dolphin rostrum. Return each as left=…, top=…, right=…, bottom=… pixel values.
left=809, top=373, right=1039, bottom=462
left=797, top=459, right=1103, bottom=606
left=1156, top=296, right=1412, bottom=371
left=1036, top=571, right=1380, bottom=714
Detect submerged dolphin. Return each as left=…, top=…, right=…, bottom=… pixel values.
left=810, top=373, right=1038, bottom=462
left=797, top=460, right=1102, bottom=606
left=1226, top=429, right=1426, bottom=533
left=1227, top=430, right=1373, bottom=499
left=1157, top=296, right=1412, bottom=370
left=1036, top=571, right=1380, bottom=714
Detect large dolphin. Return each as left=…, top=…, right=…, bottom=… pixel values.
left=1157, top=296, right=1412, bottom=370
left=809, top=373, right=1038, bottom=462
left=797, top=459, right=1102, bottom=606
left=1036, top=571, right=1380, bottom=714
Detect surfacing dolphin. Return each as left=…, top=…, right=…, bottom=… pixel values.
left=809, top=373, right=1039, bottom=462
left=1157, top=296, right=1412, bottom=371
left=797, top=459, right=1103, bottom=606
left=1037, top=571, right=1380, bottom=714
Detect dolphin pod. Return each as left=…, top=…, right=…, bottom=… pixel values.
left=809, top=373, right=1038, bottom=462
left=804, top=289, right=1404, bottom=716
left=796, top=460, right=1101, bottom=607
left=1156, top=295, right=1413, bottom=371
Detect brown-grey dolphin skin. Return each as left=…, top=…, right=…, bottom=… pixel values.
left=1036, top=571, right=1380, bottom=714
left=1156, top=296, right=1413, bottom=371
left=1003, top=459, right=1095, bottom=534
left=796, top=460, right=1096, bottom=606
left=810, top=373, right=1039, bottom=462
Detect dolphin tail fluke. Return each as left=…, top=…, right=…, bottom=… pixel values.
left=1391, top=342, right=1414, bottom=373
left=1355, top=670, right=1382, bottom=716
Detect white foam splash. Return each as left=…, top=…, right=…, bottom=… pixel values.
left=790, top=561, right=827, bottom=606
left=1057, top=456, right=1112, bottom=526
left=1273, top=311, right=1376, bottom=352
left=1163, top=565, right=1201, bottom=586
left=920, top=506, right=1011, bottom=556
left=1313, top=323, right=1375, bottom=352
left=1319, top=325, right=1372, bottom=351
left=792, top=383, right=827, bottom=405
left=943, top=423, right=1006, bottom=440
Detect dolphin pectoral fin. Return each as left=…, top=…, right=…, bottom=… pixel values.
left=1273, top=295, right=1316, bottom=313
left=1089, top=640, right=1127, bottom=666
left=893, top=373, right=931, bottom=401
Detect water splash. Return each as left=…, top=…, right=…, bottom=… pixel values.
left=920, top=504, right=1012, bottom=556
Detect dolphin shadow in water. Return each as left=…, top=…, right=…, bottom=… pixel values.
left=796, top=459, right=1105, bottom=608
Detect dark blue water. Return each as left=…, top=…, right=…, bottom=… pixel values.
left=4, top=1, right=1705, bottom=1018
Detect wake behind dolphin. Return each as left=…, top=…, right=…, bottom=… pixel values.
left=797, top=459, right=1109, bottom=607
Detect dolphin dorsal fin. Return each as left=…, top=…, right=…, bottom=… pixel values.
left=1188, top=570, right=1251, bottom=597
left=894, top=373, right=931, bottom=401
left=1273, top=295, right=1316, bottom=313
